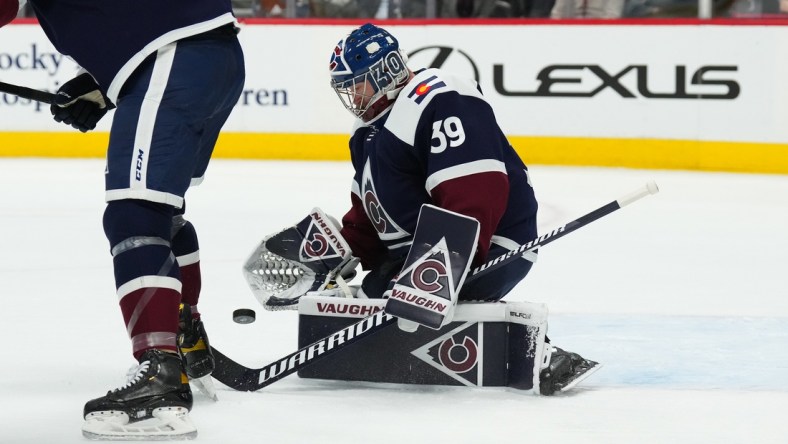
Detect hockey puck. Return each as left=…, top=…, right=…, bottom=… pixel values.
left=233, top=308, right=256, bottom=324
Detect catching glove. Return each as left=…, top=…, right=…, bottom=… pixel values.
left=51, top=73, right=113, bottom=132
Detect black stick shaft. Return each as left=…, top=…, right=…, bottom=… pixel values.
left=0, top=81, right=56, bottom=104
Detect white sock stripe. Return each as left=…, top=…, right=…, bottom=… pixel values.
left=117, top=276, right=182, bottom=301
left=111, top=236, right=171, bottom=257
left=131, top=332, right=178, bottom=353
left=176, top=251, right=200, bottom=267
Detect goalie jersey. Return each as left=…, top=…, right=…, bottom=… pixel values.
left=27, top=0, right=235, bottom=102
left=341, top=68, right=538, bottom=273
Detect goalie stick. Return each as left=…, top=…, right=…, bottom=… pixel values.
left=211, top=181, right=660, bottom=392
left=0, top=81, right=56, bottom=104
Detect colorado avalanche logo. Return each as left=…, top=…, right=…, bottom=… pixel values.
left=361, top=160, right=408, bottom=240
left=303, top=231, right=329, bottom=257
left=438, top=335, right=478, bottom=374
left=411, top=322, right=481, bottom=386
left=411, top=258, right=448, bottom=293
left=363, top=188, right=388, bottom=233
left=394, top=239, right=454, bottom=302
left=299, top=219, right=342, bottom=262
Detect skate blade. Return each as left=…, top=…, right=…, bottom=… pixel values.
left=558, top=362, right=603, bottom=393
left=82, top=406, right=197, bottom=441
left=191, top=375, right=218, bottom=401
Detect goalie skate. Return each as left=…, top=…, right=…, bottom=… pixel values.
left=539, top=347, right=601, bottom=395
left=82, top=349, right=196, bottom=440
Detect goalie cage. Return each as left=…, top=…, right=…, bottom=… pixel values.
left=297, top=295, right=549, bottom=393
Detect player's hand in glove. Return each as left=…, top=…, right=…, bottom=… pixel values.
left=51, top=73, right=114, bottom=132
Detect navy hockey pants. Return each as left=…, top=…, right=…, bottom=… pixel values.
left=105, top=32, right=245, bottom=208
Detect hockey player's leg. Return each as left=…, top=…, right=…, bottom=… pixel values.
left=178, top=302, right=217, bottom=400
left=171, top=210, right=217, bottom=400
left=82, top=349, right=196, bottom=440
left=88, top=200, right=197, bottom=438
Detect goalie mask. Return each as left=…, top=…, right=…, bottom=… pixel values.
left=329, top=23, right=410, bottom=122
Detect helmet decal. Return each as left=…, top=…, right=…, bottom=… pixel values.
left=329, top=43, right=351, bottom=77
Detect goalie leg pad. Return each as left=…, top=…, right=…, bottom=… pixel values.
left=297, top=296, right=555, bottom=393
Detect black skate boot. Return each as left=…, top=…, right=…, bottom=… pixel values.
left=178, top=303, right=218, bottom=400
left=82, top=349, right=196, bottom=440
left=539, top=347, right=601, bottom=396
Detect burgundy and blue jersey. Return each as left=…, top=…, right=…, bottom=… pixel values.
left=27, top=0, right=235, bottom=102
left=340, top=68, right=538, bottom=269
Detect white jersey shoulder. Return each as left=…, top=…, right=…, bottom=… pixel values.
left=385, top=68, right=487, bottom=147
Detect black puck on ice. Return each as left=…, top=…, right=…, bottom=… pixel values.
left=232, top=308, right=256, bottom=324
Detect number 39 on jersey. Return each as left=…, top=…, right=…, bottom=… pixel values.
left=431, top=116, right=466, bottom=153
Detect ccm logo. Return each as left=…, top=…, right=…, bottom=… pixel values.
left=494, top=65, right=739, bottom=100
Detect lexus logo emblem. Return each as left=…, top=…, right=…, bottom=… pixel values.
left=408, top=46, right=480, bottom=83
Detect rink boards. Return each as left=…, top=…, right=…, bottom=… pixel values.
left=0, top=20, right=786, bottom=173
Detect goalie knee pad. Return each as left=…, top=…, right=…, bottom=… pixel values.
left=243, top=208, right=356, bottom=311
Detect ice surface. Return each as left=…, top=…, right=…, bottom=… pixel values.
left=1, top=159, right=786, bottom=443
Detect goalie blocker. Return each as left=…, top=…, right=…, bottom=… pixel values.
left=297, top=295, right=549, bottom=393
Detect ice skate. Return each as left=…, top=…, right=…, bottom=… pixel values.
left=178, top=303, right=217, bottom=400
left=82, top=349, right=196, bottom=440
left=539, top=347, right=601, bottom=395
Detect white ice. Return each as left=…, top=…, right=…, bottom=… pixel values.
left=1, top=159, right=787, bottom=444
